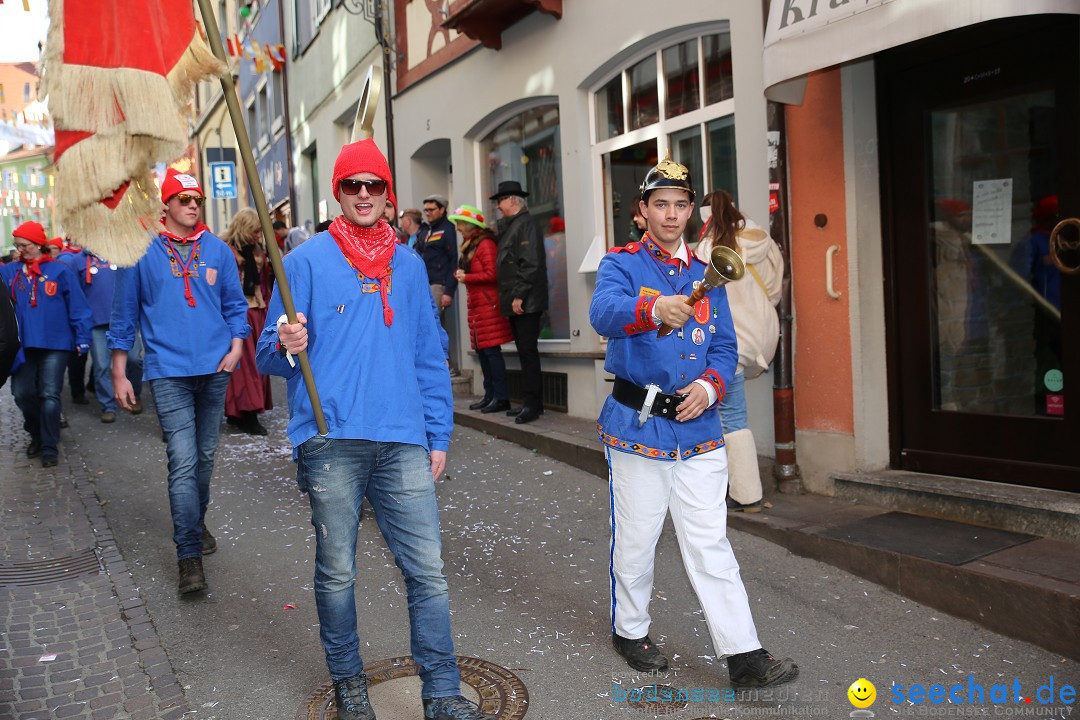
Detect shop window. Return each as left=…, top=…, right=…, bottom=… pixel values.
left=591, top=25, right=736, bottom=250
left=628, top=55, right=658, bottom=131
left=664, top=39, right=700, bottom=119
left=703, top=33, right=734, bottom=105
left=481, top=103, right=569, bottom=340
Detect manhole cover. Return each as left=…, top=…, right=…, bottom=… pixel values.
left=0, top=548, right=104, bottom=587
left=296, top=655, right=529, bottom=719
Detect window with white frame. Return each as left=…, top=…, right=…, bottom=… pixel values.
left=311, top=0, right=331, bottom=35
left=480, top=103, right=569, bottom=341
left=591, top=26, right=736, bottom=249
left=271, top=68, right=285, bottom=132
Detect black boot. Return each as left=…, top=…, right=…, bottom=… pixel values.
left=468, top=396, right=492, bottom=411
left=333, top=673, right=376, bottom=720
left=612, top=633, right=668, bottom=672
left=201, top=525, right=218, bottom=555
left=178, top=557, right=207, bottom=594
left=481, top=399, right=510, bottom=414
left=727, top=648, right=799, bottom=687
left=239, top=411, right=268, bottom=436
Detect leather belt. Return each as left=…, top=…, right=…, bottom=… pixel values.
left=612, top=377, right=686, bottom=425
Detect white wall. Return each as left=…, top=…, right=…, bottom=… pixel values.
left=390, top=0, right=772, bottom=428
left=284, top=5, right=385, bottom=231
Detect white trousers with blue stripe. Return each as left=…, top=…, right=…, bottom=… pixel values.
left=607, top=446, right=761, bottom=657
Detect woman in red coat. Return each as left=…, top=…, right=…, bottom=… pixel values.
left=451, top=204, right=513, bottom=413
left=221, top=208, right=273, bottom=434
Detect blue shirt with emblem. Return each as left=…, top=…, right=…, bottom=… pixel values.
left=1, top=259, right=92, bottom=353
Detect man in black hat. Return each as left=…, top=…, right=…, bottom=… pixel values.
left=491, top=180, right=548, bottom=424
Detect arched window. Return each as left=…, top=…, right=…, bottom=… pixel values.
left=480, top=103, right=569, bottom=340
left=592, top=25, right=737, bottom=248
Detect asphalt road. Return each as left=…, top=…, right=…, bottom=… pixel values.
left=60, top=380, right=1077, bottom=720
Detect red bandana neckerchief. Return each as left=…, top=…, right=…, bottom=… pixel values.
left=19, top=255, right=54, bottom=306
left=329, top=216, right=397, bottom=326
left=160, top=227, right=206, bottom=307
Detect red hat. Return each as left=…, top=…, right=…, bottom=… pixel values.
left=46, top=237, right=64, bottom=251
left=160, top=167, right=204, bottom=203
left=13, top=221, right=48, bottom=245
left=332, top=139, right=397, bottom=209
left=1032, top=195, right=1058, bottom=221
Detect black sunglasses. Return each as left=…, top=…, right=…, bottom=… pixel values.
left=339, top=178, right=388, bottom=197
left=175, top=194, right=206, bottom=207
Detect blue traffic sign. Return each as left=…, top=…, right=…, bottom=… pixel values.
left=209, top=161, right=237, bottom=199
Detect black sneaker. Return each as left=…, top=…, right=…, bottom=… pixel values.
left=424, top=695, right=488, bottom=719
left=201, top=525, right=218, bottom=555
left=333, top=674, right=376, bottom=720
left=612, top=633, right=668, bottom=672
left=42, top=455, right=58, bottom=469
left=727, top=648, right=798, bottom=687
left=177, top=557, right=207, bottom=594
left=26, top=440, right=42, bottom=458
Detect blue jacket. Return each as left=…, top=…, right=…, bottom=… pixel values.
left=0, top=259, right=92, bottom=353
left=58, top=251, right=119, bottom=327
left=255, top=231, right=453, bottom=456
left=589, top=236, right=737, bottom=460
left=108, top=232, right=250, bottom=381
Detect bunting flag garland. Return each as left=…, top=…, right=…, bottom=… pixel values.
left=41, top=0, right=227, bottom=265
left=222, top=33, right=286, bottom=74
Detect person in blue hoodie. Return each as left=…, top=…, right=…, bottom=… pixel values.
left=1, top=221, right=92, bottom=467
left=59, top=243, right=143, bottom=423
left=256, top=139, right=487, bottom=720
left=109, top=168, right=249, bottom=596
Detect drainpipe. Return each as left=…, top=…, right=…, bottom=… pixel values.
left=767, top=101, right=803, bottom=494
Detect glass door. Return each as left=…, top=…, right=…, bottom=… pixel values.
left=879, top=15, right=1079, bottom=490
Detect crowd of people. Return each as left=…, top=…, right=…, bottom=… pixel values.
left=0, top=137, right=797, bottom=719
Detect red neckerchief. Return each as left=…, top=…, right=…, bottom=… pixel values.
left=160, top=227, right=206, bottom=307
left=329, top=216, right=397, bottom=326
left=19, top=255, right=54, bottom=307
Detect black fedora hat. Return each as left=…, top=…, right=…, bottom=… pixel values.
left=489, top=180, right=529, bottom=201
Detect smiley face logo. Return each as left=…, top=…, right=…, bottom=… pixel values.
left=847, top=678, right=876, bottom=708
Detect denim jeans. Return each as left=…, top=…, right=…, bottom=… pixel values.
left=11, top=348, right=71, bottom=458
left=296, top=438, right=460, bottom=698
left=91, top=325, right=142, bottom=413
left=150, top=372, right=231, bottom=560
left=718, top=371, right=747, bottom=434
left=476, top=346, right=508, bottom=402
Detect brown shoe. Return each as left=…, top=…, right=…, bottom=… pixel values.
left=100, top=411, right=116, bottom=424
left=130, top=399, right=144, bottom=415
left=178, top=557, right=207, bottom=594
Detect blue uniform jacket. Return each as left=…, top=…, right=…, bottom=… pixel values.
left=589, top=236, right=737, bottom=460
left=0, top=259, right=92, bottom=352
left=58, top=251, right=118, bottom=327
left=108, top=232, right=250, bottom=381
left=255, top=232, right=453, bottom=457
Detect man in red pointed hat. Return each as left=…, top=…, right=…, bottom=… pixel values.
left=109, top=168, right=249, bottom=595
left=0, top=221, right=92, bottom=467
left=257, top=139, right=488, bottom=720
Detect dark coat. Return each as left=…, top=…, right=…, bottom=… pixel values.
left=0, top=275, right=20, bottom=388
left=496, top=210, right=548, bottom=316
left=417, top=215, right=459, bottom=296
left=461, top=236, right=513, bottom=350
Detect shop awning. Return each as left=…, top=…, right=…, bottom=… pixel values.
left=764, top=0, right=1080, bottom=104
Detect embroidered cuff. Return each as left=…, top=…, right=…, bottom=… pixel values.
left=622, top=296, right=659, bottom=335
left=699, top=369, right=724, bottom=406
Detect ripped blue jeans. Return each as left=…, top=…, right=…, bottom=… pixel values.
left=296, top=438, right=460, bottom=698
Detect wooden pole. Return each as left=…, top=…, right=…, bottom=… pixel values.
left=196, top=0, right=329, bottom=436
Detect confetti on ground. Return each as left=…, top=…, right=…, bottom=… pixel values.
left=283, top=603, right=297, bottom=610
left=39, top=654, right=56, bottom=662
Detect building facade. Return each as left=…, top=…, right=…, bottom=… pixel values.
left=391, top=0, right=775, bottom=438
left=765, top=0, right=1079, bottom=495
left=1, top=146, right=54, bottom=250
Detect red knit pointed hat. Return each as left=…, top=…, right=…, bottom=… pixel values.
left=331, top=139, right=397, bottom=209
left=160, top=168, right=204, bottom=203
left=13, top=221, right=48, bottom=245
